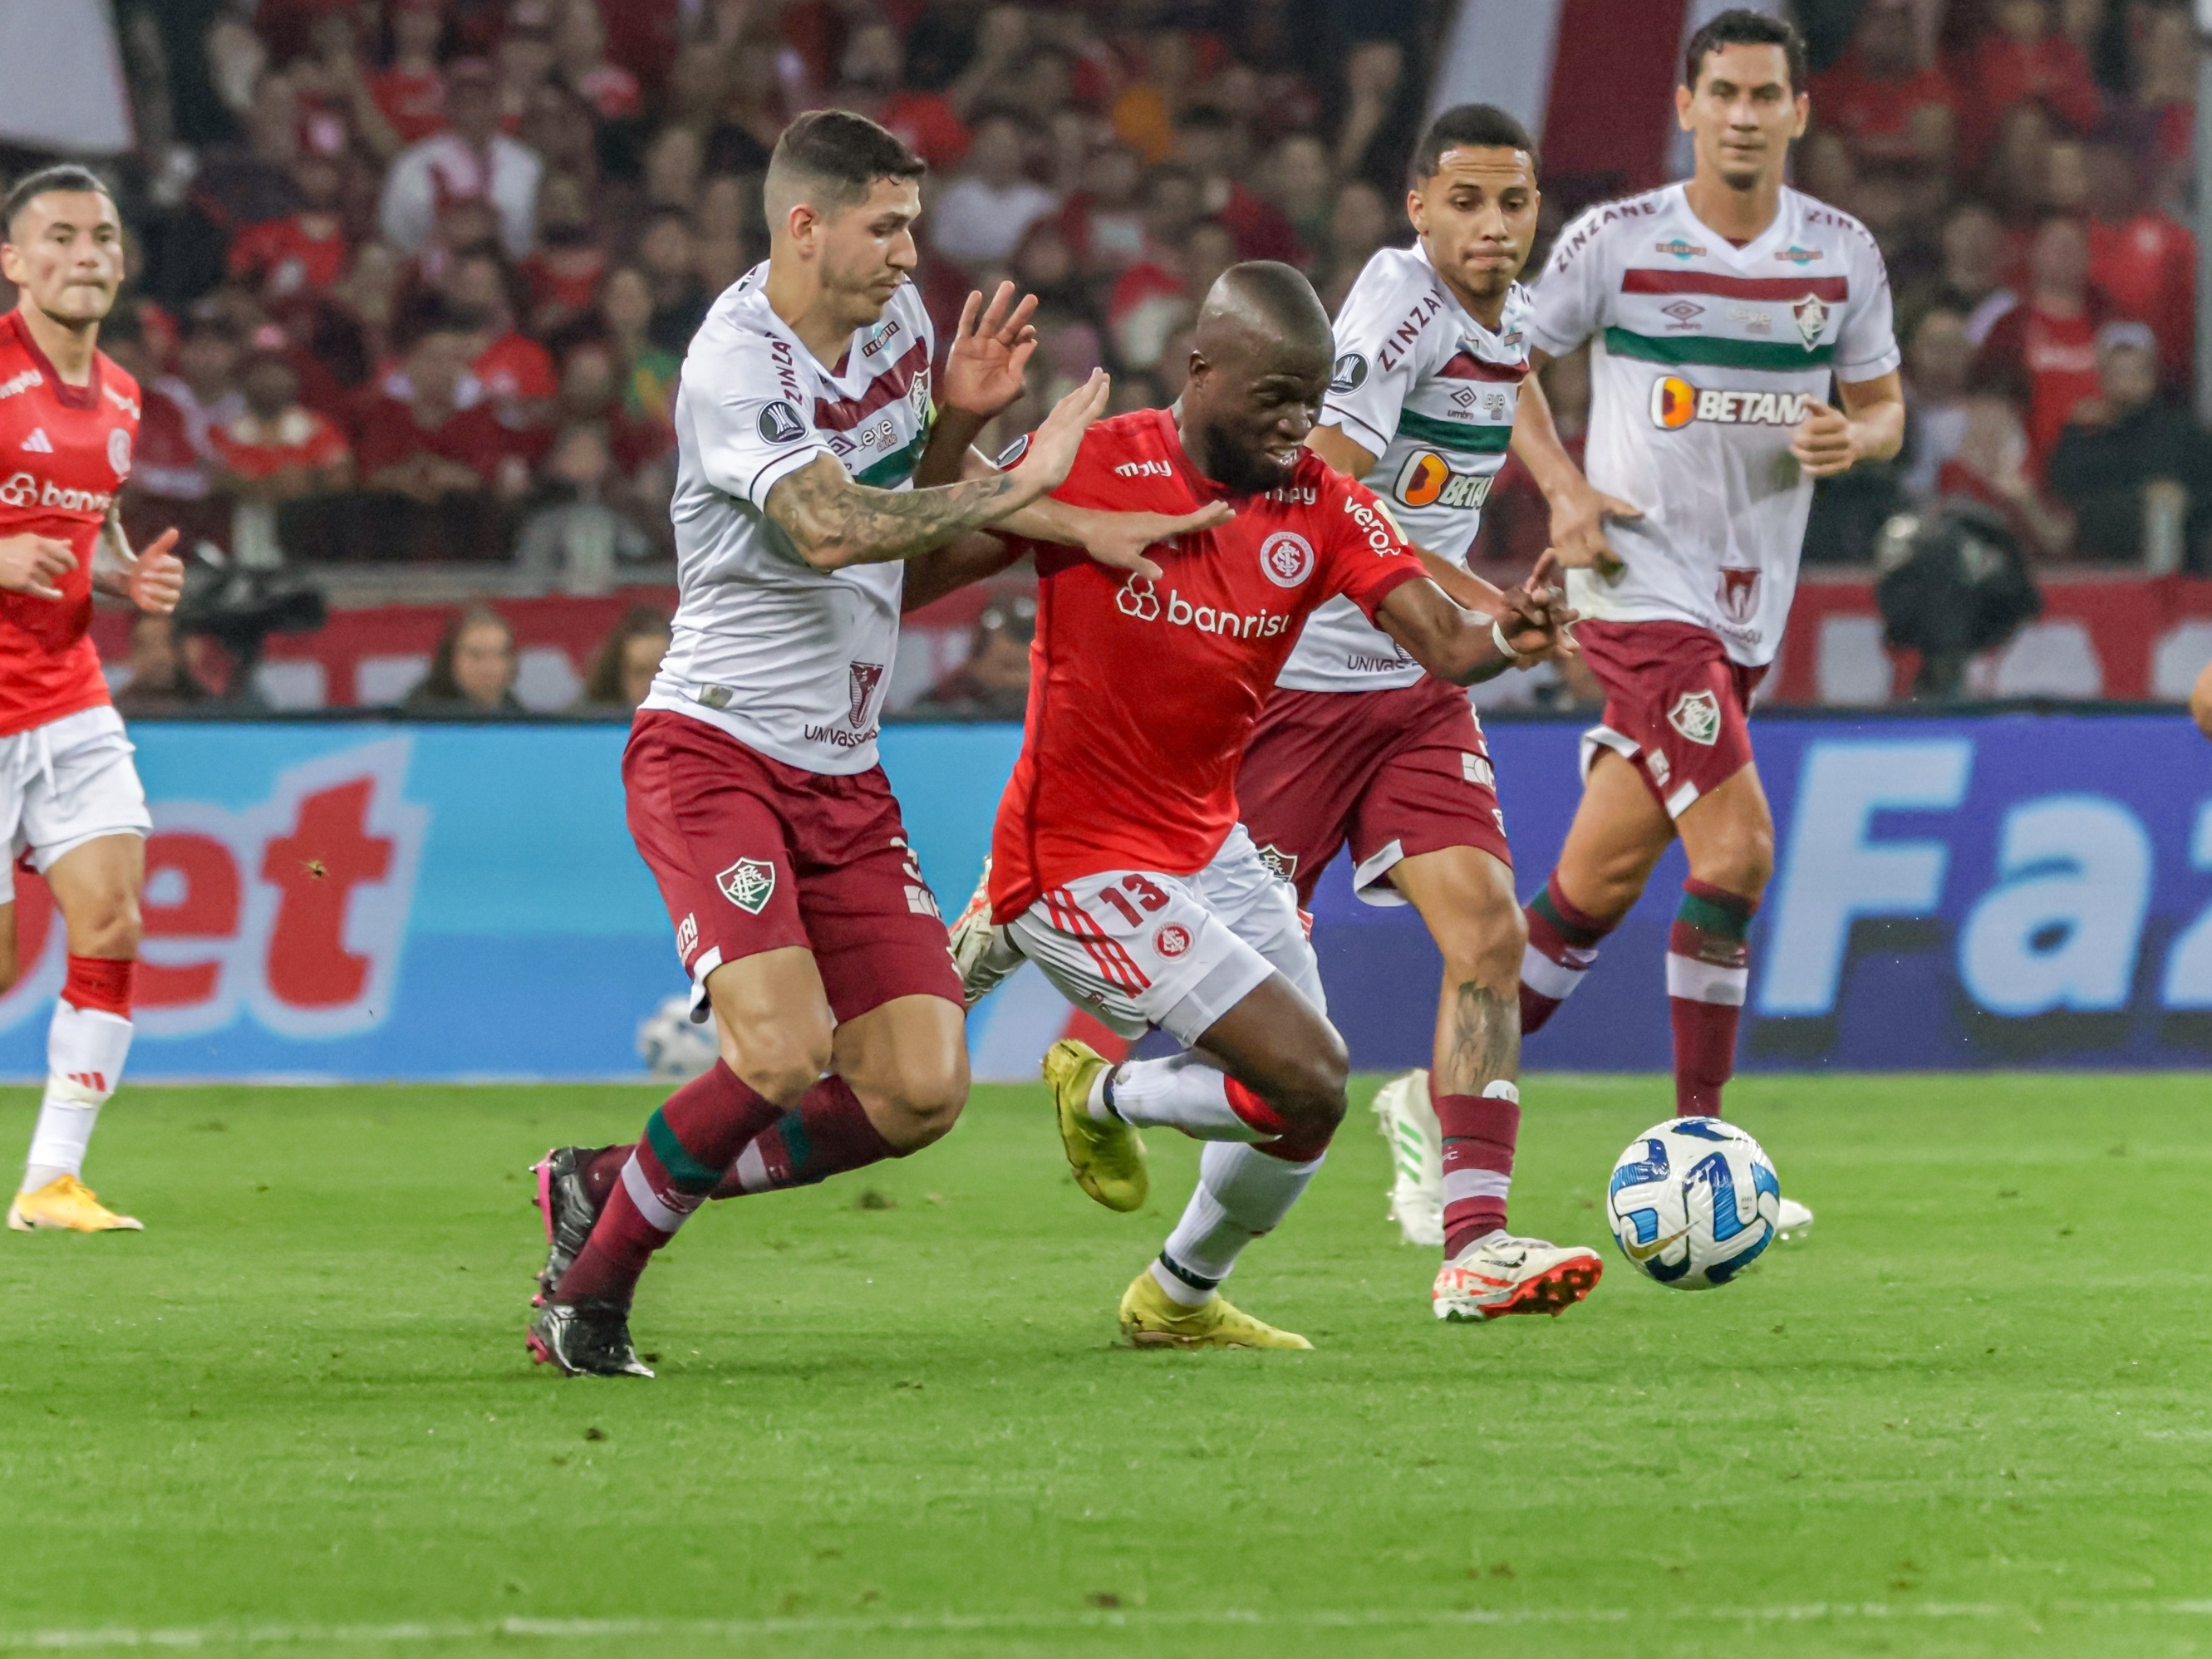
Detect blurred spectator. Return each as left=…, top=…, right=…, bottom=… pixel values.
left=907, top=595, right=1036, bottom=720
left=514, top=425, right=656, bottom=592
left=1967, top=0, right=2103, bottom=155
left=369, top=0, right=450, bottom=145
left=931, top=113, right=1059, bottom=268
left=401, top=605, right=524, bottom=714
left=113, top=616, right=212, bottom=717
left=378, top=58, right=543, bottom=259
left=1973, top=215, right=2107, bottom=466
left=1929, top=202, right=2018, bottom=344
left=226, top=154, right=351, bottom=303
left=445, top=248, right=557, bottom=430
left=576, top=605, right=672, bottom=714
left=1262, top=135, right=1335, bottom=255
left=554, top=0, right=640, bottom=120
left=637, top=209, right=709, bottom=351
left=1059, top=143, right=1149, bottom=277
left=349, top=302, right=524, bottom=560
left=2047, top=321, right=2212, bottom=565
left=832, top=20, right=970, bottom=169
left=590, top=266, right=681, bottom=430
left=1939, top=393, right=2076, bottom=559
left=1811, top=0, right=1959, bottom=169
left=521, top=174, right=607, bottom=337
left=2082, top=136, right=2195, bottom=391
left=209, top=338, right=353, bottom=568
left=1900, top=307, right=1977, bottom=503
left=1175, top=108, right=1300, bottom=264
left=131, top=306, right=246, bottom=558
left=1319, top=180, right=1394, bottom=313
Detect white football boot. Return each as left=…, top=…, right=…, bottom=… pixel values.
left=1433, top=1233, right=1604, bottom=1321
left=1776, top=1196, right=1815, bottom=1239
left=1369, top=1069, right=1444, bottom=1247
left=948, top=855, right=1025, bottom=1007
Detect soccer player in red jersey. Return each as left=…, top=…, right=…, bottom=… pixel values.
left=0, top=167, right=186, bottom=1233
left=959, top=263, right=1571, bottom=1347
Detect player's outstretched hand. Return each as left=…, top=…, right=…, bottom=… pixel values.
left=128, top=528, right=186, bottom=616
left=1015, top=369, right=1111, bottom=492
left=1547, top=479, right=1637, bottom=580
left=0, top=533, right=77, bottom=601
left=1791, top=399, right=1860, bottom=479
left=1495, top=550, right=1580, bottom=665
left=1074, top=501, right=1233, bottom=581
left=942, top=282, right=1041, bottom=422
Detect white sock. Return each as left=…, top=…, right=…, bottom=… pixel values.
left=1100, top=1054, right=1268, bottom=1141
left=1154, top=1140, right=1325, bottom=1301
left=23, top=1001, right=132, bottom=1190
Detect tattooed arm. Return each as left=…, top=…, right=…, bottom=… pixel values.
left=764, top=371, right=1109, bottom=572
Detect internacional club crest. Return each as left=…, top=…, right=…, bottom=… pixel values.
left=1154, top=923, right=1192, bottom=959
left=1259, top=531, right=1315, bottom=588
left=717, top=858, right=776, bottom=915
left=1667, top=690, right=1723, bottom=748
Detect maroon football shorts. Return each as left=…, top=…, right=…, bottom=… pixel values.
left=622, top=709, right=961, bottom=1023
left=1236, top=675, right=1512, bottom=910
left=1572, top=619, right=1768, bottom=819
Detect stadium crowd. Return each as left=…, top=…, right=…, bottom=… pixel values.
left=34, top=0, right=2212, bottom=713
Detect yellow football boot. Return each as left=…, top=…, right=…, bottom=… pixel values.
left=1043, top=1039, right=1148, bottom=1212
left=1118, top=1267, right=1311, bottom=1350
left=7, top=1175, right=142, bottom=1232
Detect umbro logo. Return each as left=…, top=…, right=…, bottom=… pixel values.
left=20, top=428, right=52, bottom=454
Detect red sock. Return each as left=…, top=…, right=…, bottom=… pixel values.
left=555, top=1063, right=781, bottom=1305
left=1521, top=874, right=1614, bottom=1036
left=63, top=954, right=133, bottom=1016
left=711, top=1076, right=900, bottom=1196
left=580, top=1146, right=627, bottom=1205
left=1667, top=879, right=1757, bottom=1117
left=1435, top=1077, right=1519, bottom=1259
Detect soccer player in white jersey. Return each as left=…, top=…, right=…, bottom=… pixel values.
left=528, top=112, right=1218, bottom=1377
left=1237, top=105, right=1632, bottom=1323
left=1513, top=11, right=1903, bottom=1231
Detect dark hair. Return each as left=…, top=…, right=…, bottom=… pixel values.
left=1413, top=104, right=1541, bottom=179
left=583, top=605, right=673, bottom=706
left=2, top=164, right=116, bottom=238
left=416, top=606, right=514, bottom=704
left=766, top=110, right=925, bottom=212
left=1683, top=8, right=1807, bottom=92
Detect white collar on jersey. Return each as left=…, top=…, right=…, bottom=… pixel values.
left=1655, top=181, right=1809, bottom=272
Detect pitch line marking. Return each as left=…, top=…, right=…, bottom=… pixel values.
left=7, top=1601, right=2212, bottom=1649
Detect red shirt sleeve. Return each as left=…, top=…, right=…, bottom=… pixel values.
left=1316, top=471, right=1428, bottom=622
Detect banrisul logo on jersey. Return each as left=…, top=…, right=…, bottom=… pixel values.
left=1649, top=378, right=1810, bottom=431
left=1394, top=450, right=1494, bottom=512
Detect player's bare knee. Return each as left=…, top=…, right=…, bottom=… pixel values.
left=1693, top=822, right=1774, bottom=900
left=722, top=1024, right=833, bottom=1105
left=76, top=904, right=140, bottom=961
left=1430, top=887, right=1525, bottom=992
left=1271, top=1036, right=1349, bottom=1136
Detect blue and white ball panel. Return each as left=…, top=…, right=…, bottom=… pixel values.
left=1606, top=1117, right=1782, bottom=1290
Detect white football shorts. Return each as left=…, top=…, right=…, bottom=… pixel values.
left=1005, top=825, right=1325, bottom=1045
left=0, top=705, right=152, bottom=892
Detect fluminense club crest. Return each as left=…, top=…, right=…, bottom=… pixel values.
left=1667, top=690, right=1723, bottom=748
left=848, top=660, right=884, bottom=728
left=1791, top=293, right=1829, bottom=350
left=716, top=858, right=776, bottom=915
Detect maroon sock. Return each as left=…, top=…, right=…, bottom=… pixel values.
left=1667, top=879, right=1757, bottom=1117
left=580, top=1145, right=627, bottom=1206
left=1521, top=872, right=1616, bottom=1036
left=1434, top=1075, right=1519, bottom=1259
left=710, top=1076, right=902, bottom=1197
left=555, top=1063, right=782, bottom=1305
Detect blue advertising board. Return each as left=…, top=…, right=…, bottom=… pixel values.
left=7, top=710, right=2206, bottom=1080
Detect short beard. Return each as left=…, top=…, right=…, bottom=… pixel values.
left=1189, top=416, right=1288, bottom=495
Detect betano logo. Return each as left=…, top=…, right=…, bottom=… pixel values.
left=1649, top=378, right=1810, bottom=431
left=1394, top=450, right=1495, bottom=511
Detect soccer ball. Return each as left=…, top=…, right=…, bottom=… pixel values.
left=1605, top=1117, right=1781, bottom=1289
left=637, top=994, right=716, bottom=1081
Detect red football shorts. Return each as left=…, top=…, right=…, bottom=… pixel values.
left=1236, top=675, right=1512, bottom=910
left=1573, top=619, right=1767, bottom=820
left=622, top=709, right=961, bottom=1023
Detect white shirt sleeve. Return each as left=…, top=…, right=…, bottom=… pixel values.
left=378, top=148, right=435, bottom=254
left=1320, top=258, right=1421, bottom=458
left=1523, top=210, right=1609, bottom=361
left=681, top=321, right=833, bottom=508
left=1835, top=233, right=1903, bottom=382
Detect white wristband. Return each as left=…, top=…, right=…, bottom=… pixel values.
left=1492, top=616, right=1526, bottom=666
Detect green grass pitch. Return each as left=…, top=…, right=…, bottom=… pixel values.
left=2, top=1074, right=2209, bottom=1658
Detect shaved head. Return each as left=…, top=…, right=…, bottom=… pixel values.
left=1179, top=261, right=1334, bottom=495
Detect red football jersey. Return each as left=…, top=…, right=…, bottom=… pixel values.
left=0, top=310, right=140, bottom=735
left=989, top=407, right=1427, bottom=919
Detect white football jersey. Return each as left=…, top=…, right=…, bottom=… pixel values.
left=1525, top=184, right=1899, bottom=666
left=645, top=265, right=935, bottom=773
left=1278, top=246, right=1531, bottom=693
